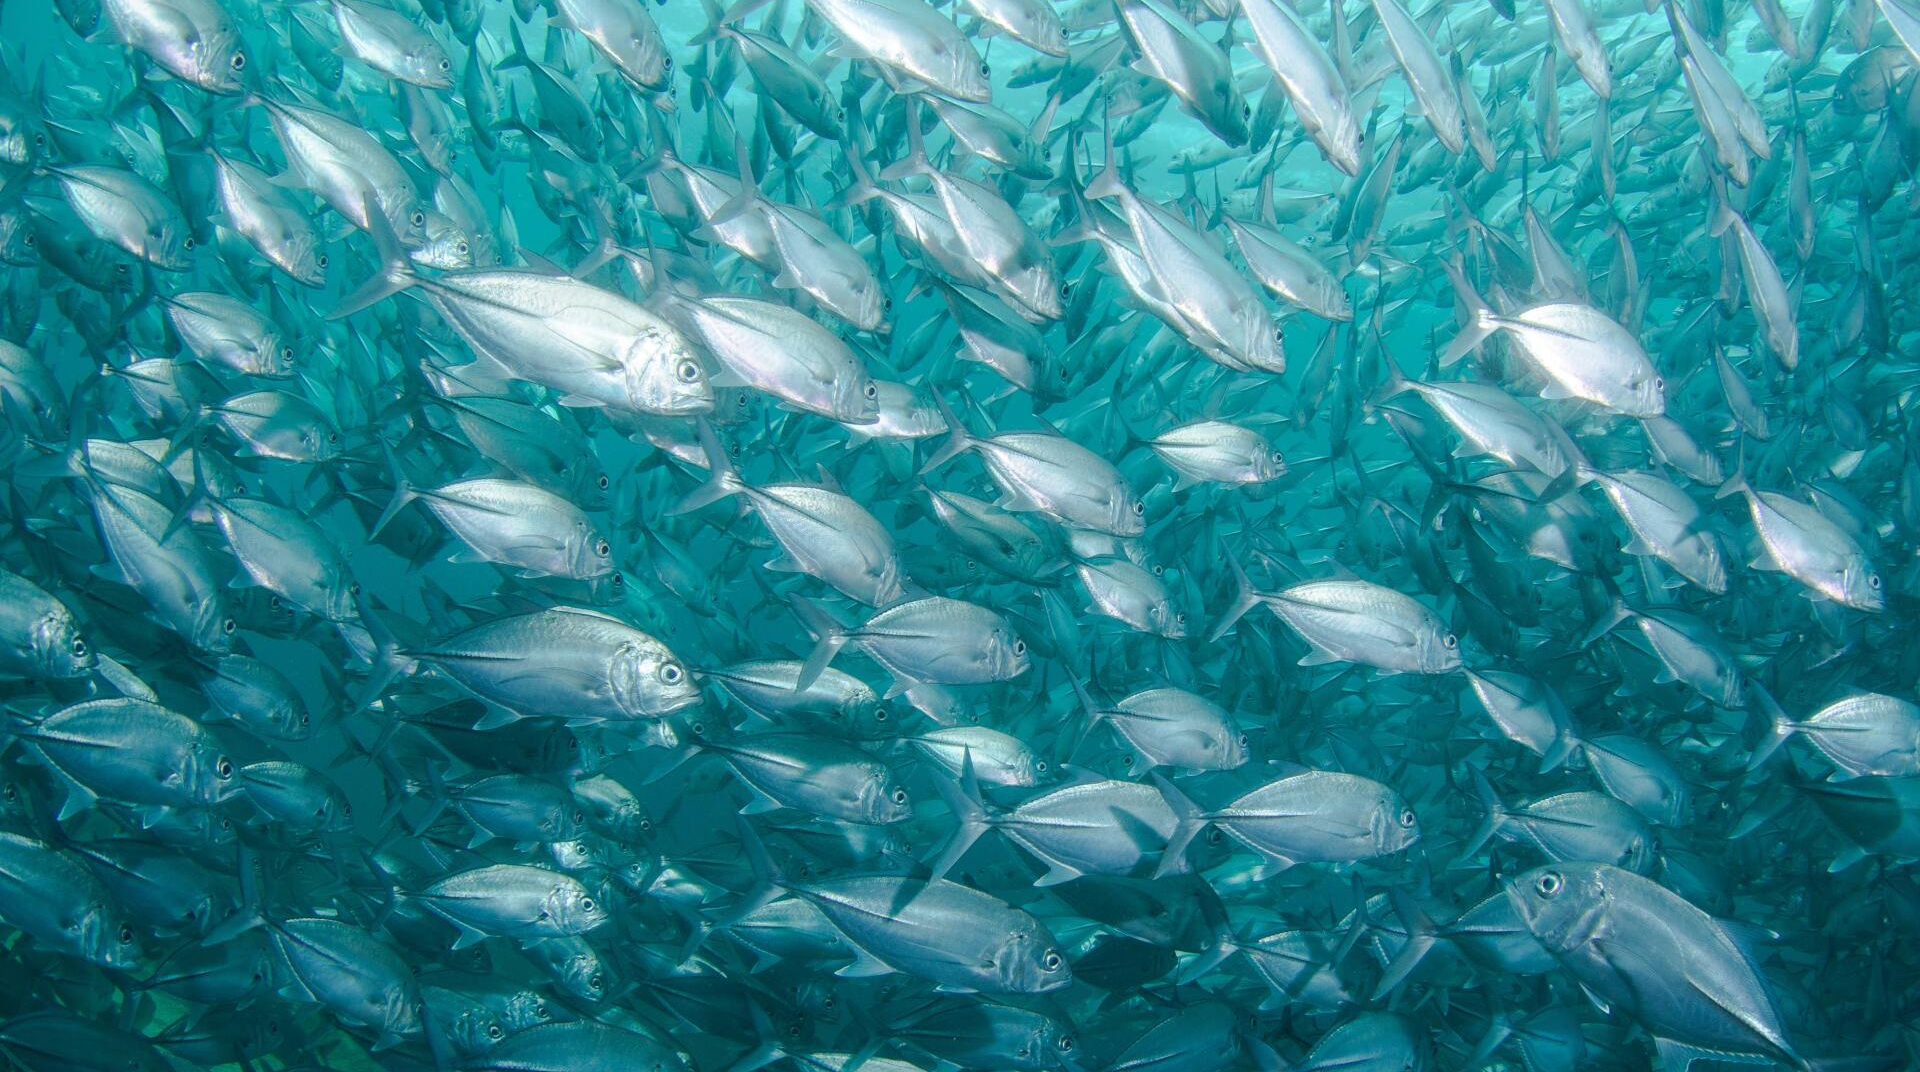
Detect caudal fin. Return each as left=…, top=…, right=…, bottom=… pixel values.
left=1438, top=256, right=1498, bottom=366
left=330, top=194, right=420, bottom=319
left=790, top=595, right=851, bottom=692
left=1457, top=764, right=1509, bottom=860
left=1150, top=771, right=1207, bottom=878
left=1206, top=554, right=1266, bottom=643
left=925, top=752, right=991, bottom=882
left=668, top=420, right=746, bottom=515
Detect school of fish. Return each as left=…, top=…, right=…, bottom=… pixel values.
left=0, top=0, right=1919, bottom=1066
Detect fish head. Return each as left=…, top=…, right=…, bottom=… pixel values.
left=1249, top=445, right=1287, bottom=484
left=833, top=366, right=882, bottom=427
left=74, top=901, right=142, bottom=969
left=623, top=331, right=715, bottom=416
left=1418, top=627, right=1462, bottom=674
left=183, top=23, right=250, bottom=94
left=32, top=608, right=95, bottom=680
left=1836, top=557, right=1886, bottom=612
left=1148, top=600, right=1188, bottom=640
left=947, top=50, right=995, bottom=104
left=1217, top=728, right=1250, bottom=770
left=573, top=526, right=617, bottom=582
left=1326, top=113, right=1366, bottom=179
left=377, top=983, right=427, bottom=1044
left=988, top=624, right=1031, bottom=682
left=189, top=599, right=239, bottom=656
left=548, top=879, right=612, bottom=935
left=1107, top=486, right=1147, bottom=538
left=403, top=43, right=456, bottom=90
left=1371, top=793, right=1422, bottom=855
left=858, top=764, right=912, bottom=825
left=609, top=639, right=701, bottom=718
left=1622, top=368, right=1666, bottom=418
left=1503, top=862, right=1610, bottom=954
left=997, top=925, right=1072, bottom=993
left=554, top=945, right=611, bottom=1002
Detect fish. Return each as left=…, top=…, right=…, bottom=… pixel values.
left=0, top=0, right=1910, bottom=1067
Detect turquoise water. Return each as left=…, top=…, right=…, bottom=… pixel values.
left=0, top=0, right=1916, bottom=1068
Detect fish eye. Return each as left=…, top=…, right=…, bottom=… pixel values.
left=33, top=132, right=45, bottom=147
left=409, top=210, right=426, bottom=227
left=581, top=897, right=596, bottom=912
left=881, top=296, right=894, bottom=313
left=979, top=61, right=991, bottom=77
left=1151, top=564, right=1165, bottom=576
left=1399, top=808, right=1416, bottom=827
left=662, top=56, right=674, bottom=72
left=231, top=52, right=246, bottom=70
left=222, top=618, right=237, bottom=634
left=659, top=663, right=684, bottom=684
left=327, top=431, right=340, bottom=444
left=864, top=382, right=878, bottom=399
left=595, top=538, right=611, bottom=556
left=1131, top=501, right=1144, bottom=516
left=488, top=1025, right=504, bottom=1040
left=589, top=971, right=605, bottom=990
left=439, top=58, right=452, bottom=71
left=572, top=810, right=585, bottom=825
left=1041, top=951, right=1061, bottom=972
left=890, top=787, right=908, bottom=805
left=1869, top=574, right=1883, bottom=589
left=280, top=346, right=293, bottom=360
left=611, top=572, right=624, bottom=589
left=1536, top=871, right=1563, bottom=896
left=1035, top=760, right=1048, bottom=773
left=216, top=757, right=234, bottom=779
left=1012, top=638, right=1026, bottom=656
left=316, top=253, right=328, bottom=268
left=350, top=582, right=362, bottom=596
left=675, top=359, right=701, bottom=383
left=1653, top=377, right=1665, bottom=392
left=1242, top=103, right=1253, bottom=120
left=455, top=240, right=469, bottom=256
left=597, top=474, right=610, bottom=490
left=1059, top=1037, right=1075, bottom=1052
left=1058, top=282, right=1071, bottom=300
left=1442, top=633, right=1458, bottom=649
left=1174, top=612, right=1186, bottom=625
left=1206, top=827, right=1224, bottom=845
left=183, top=236, right=196, bottom=251
left=71, top=636, right=87, bottom=657
left=1273, top=325, right=1284, bottom=342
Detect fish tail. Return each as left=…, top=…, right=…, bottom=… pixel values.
left=1745, top=681, right=1797, bottom=773
left=1372, top=888, right=1441, bottom=999
left=1458, top=763, right=1508, bottom=860
left=925, top=752, right=990, bottom=882
left=1539, top=726, right=1581, bottom=773
left=917, top=393, right=976, bottom=474
left=1083, top=101, right=1126, bottom=202
left=1149, top=771, right=1205, bottom=878
left=668, top=420, right=746, bottom=515
left=329, top=194, right=420, bottom=319
left=877, top=98, right=933, bottom=182
left=685, top=0, right=730, bottom=47
left=1205, top=553, right=1264, bottom=643
left=1438, top=256, right=1497, bottom=367
left=368, top=445, right=421, bottom=541
left=790, top=595, right=851, bottom=692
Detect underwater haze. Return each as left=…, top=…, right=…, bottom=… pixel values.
left=2, top=0, right=1920, bottom=1068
